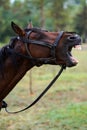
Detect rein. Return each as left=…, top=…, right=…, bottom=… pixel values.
left=3, top=65, right=66, bottom=114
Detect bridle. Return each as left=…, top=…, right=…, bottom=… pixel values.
left=2, top=30, right=66, bottom=114
left=17, top=30, right=65, bottom=66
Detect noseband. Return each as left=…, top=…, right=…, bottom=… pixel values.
left=17, top=30, right=64, bottom=66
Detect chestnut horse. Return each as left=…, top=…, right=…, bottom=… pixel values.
left=0, top=21, right=81, bottom=110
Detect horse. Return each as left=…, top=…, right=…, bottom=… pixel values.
left=0, top=21, right=81, bottom=110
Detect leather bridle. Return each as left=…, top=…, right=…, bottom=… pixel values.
left=17, top=30, right=64, bottom=66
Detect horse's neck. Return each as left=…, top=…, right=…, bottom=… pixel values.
left=0, top=55, right=33, bottom=102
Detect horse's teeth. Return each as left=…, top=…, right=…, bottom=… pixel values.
left=74, top=45, right=82, bottom=50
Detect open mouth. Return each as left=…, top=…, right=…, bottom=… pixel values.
left=66, top=40, right=81, bottom=67
left=66, top=34, right=81, bottom=67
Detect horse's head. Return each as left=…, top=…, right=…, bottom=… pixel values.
left=0, top=22, right=82, bottom=110
left=11, top=21, right=81, bottom=67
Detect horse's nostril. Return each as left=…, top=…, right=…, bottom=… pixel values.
left=68, top=36, right=77, bottom=41
left=70, top=36, right=75, bottom=39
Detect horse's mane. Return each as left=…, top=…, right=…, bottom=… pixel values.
left=0, top=45, right=9, bottom=66
left=0, top=37, right=16, bottom=61
left=0, top=45, right=9, bottom=76
left=0, top=37, right=18, bottom=75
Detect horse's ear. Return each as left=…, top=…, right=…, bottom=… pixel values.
left=27, top=20, right=33, bottom=29
left=11, top=21, right=26, bottom=36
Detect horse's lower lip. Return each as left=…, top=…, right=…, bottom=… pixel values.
left=70, top=56, right=78, bottom=64
left=67, top=53, right=78, bottom=67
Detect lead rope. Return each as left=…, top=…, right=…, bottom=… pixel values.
left=4, top=65, right=66, bottom=114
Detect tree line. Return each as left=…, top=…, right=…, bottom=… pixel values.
left=0, top=0, right=87, bottom=43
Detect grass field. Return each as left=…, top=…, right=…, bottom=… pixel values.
left=0, top=44, right=87, bottom=130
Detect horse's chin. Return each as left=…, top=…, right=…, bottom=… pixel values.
left=66, top=53, right=78, bottom=67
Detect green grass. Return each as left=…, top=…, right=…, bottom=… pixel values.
left=37, top=102, right=87, bottom=130
left=0, top=44, right=87, bottom=130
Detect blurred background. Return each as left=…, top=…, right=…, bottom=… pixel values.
left=0, top=0, right=87, bottom=130
left=0, top=0, right=87, bottom=43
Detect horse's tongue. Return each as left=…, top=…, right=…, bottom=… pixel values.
left=74, top=45, right=82, bottom=50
